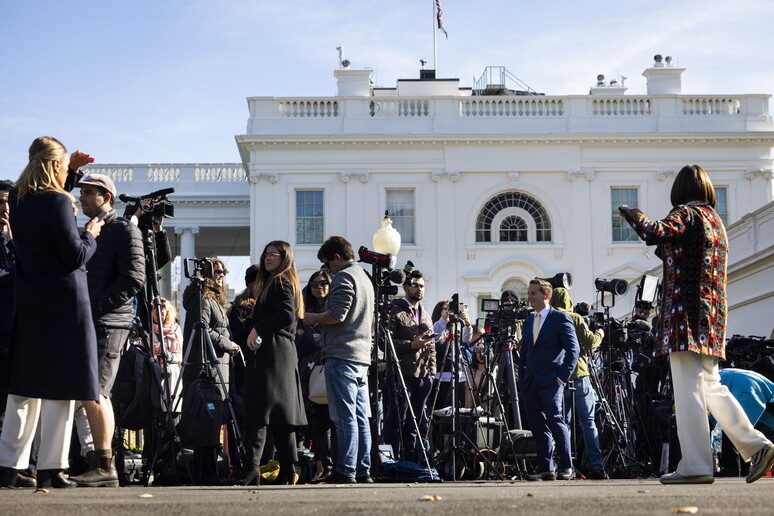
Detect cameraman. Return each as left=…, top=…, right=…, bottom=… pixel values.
left=549, top=287, right=607, bottom=479
left=384, top=270, right=436, bottom=463
left=70, top=174, right=146, bottom=487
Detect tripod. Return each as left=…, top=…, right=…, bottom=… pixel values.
left=433, top=303, right=506, bottom=481
left=164, top=272, right=246, bottom=485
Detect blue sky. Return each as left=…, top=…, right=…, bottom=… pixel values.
left=1, top=0, right=773, bottom=178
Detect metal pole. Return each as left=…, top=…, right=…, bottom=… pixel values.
left=433, top=0, right=438, bottom=75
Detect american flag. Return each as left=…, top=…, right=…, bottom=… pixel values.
left=436, top=0, right=448, bottom=38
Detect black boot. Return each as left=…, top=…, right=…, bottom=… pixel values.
left=0, top=466, right=19, bottom=488
left=236, top=466, right=261, bottom=486
left=69, top=449, right=118, bottom=487
left=37, top=469, right=77, bottom=488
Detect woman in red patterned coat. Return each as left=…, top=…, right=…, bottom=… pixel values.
left=619, top=164, right=774, bottom=484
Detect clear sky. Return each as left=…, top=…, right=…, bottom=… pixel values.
left=1, top=0, right=773, bottom=179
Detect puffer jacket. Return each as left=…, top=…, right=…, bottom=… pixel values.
left=388, top=298, right=436, bottom=379
left=86, top=210, right=146, bottom=328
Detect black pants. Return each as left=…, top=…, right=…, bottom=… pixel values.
left=245, top=424, right=297, bottom=483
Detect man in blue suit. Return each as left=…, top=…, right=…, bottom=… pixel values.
left=518, top=279, right=580, bottom=481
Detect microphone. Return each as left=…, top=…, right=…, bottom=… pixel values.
left=388, top=268, right=406, bottom=285
left=629, top=319, right=652, bottom=333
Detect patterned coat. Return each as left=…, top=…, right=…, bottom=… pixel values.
left=621, top=203, right=727, bottom=358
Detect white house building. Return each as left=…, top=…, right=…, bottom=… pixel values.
left=236, top=55, right=773, bottom=320
left=86, top=55, right=773, bottom=332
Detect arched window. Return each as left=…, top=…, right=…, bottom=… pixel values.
left=476, top=192, right=551, bottom=243
left=499, top=215, right=527, bottom=242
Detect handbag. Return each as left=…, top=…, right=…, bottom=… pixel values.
left=308, top=364, right=328, bottom=404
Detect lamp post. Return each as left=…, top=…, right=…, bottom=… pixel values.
left=372, top=210, right=401, bottom=267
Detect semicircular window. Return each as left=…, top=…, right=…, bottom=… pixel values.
left=476, top=192, right=551, bottom=243
left=500, top=215, right=527, bottom=242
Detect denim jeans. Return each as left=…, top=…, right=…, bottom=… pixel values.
left=564, top=376, right=604, bottom=469
left=324, top=358, right=371, bottom=477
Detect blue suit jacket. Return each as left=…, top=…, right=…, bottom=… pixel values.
left=518, top=307, right=579, bottom=388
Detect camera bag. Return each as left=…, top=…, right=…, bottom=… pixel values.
left=111, top=342, right=162, bottom=430
left=177, top=377, right=225, bottom=448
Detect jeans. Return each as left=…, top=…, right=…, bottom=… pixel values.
left=325, top=358, right=371, bottom=477
left=564, top=376, right=604, bottom=469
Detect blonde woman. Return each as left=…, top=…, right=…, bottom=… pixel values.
left=0, top=137, right=103, bottom=488
left=153, top=298, right=183, bottom=412
left=238, top=241, right=307, bottom=485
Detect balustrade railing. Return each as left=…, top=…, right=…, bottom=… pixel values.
left=591, top=98, right=651, bottom=116
left=370, top=99, right=430, bottom=117
left=461, top=98, right=564, bottom=117
left=682, top=97, right=741, bottom=115
left=278, top=100, right=339, bottom=118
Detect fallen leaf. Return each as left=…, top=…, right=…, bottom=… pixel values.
left=526, top=493, right=534, bottom=497
left=137, top=494, right=154, bottom=498
left=34, top=488, right=49, bottom=493
left=670, top=507, right=699, bottom=514
left=421, top=495, right=442, bottom=501
left=248, top=489, right=259, bottom=493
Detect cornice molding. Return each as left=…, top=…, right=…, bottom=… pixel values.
left=238, top=134, right=774, bottom=151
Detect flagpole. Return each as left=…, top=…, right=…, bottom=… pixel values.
left=432, top=0, right=438, bottom=75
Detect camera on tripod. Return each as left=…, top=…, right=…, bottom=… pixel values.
left=183, top=257, right=215, bottom=282
left=120, top=188, right=175, bottom=232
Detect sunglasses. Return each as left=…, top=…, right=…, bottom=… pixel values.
left=214, top=269, right=228, bottom=275
left=310, top=280, right=330, bottom=288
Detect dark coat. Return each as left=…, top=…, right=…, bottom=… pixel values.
left=86, top=210, right=145, bottom=328
left=182, top=283, right=233, bottom=388
left=9, top=190, right=99, bottom=401
left=243, top=278, right=306, bottom=428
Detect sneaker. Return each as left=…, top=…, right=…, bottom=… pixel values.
left=746, top=443, right=774, bottom=483
left=659, top=472, right=714, bottom=484
left=556, top=468, right=575, bottom=480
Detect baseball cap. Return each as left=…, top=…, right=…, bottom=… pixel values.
left=76, top=173, right=117, bottom=200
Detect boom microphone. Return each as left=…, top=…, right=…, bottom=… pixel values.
left=388, top=268, right=406, bottom=285
left=629, top=319, right=652, bottom=333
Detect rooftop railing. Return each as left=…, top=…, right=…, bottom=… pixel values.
left=246, top=93, right=771, bottom=134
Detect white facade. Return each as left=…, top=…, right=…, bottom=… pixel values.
left=236, top=58, right=774, bottom=319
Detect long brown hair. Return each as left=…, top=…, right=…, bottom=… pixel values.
left=253, top=241, right=304, bottom=318
left=670, top=164, right=717, bottom=208
left=16, top=136, right=76, bottom=212
left=203, top=258, right=228, bottom=306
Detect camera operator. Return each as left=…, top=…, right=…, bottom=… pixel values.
left=431, top=300, right=473, bottom=411
left=0, top=180, right=15, bottom=428
left=303, top=236, right=375, bottom=484
left=549, top=287, right=607, bottom=479
left=630, top=302, right=667, bottom=397
left=181, top=258, right=241, bottom=485
left=384, top=270, right=436, bottom=463
left=69, top=174, right=146, bottom=487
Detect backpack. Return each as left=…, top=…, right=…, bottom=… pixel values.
left=111, top=342, right=162, bottom=430
left=177, top=377, right=225, bottom=448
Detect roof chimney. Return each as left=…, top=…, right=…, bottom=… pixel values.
left=334, top=68, right=374, bottom=96
left=642, top=53, right=684, bottom=95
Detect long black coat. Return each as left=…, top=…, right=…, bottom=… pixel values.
left=244, top=278, right=306, bottom=428
left=182, top=283, right=233, bottom=389
left=9, top=190, right=99, bottom=401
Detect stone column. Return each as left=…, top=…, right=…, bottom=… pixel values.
left=174, top=226, right=199, bottom=325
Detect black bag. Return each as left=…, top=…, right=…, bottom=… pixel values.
left=111, top=343, right=162, bottom=430
left=177, top=378, right=224, bottom=448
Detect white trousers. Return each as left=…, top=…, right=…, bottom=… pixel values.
left=670, top=351, right=770, bottom=476
left=73, top=402, right=95, bottom=456
left=0, top=395, right=75, bottom=470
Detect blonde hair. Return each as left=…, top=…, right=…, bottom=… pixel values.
left=203, top=258, right=228, bottom=306
left=253, top=240, right=304, bottom=318
left=16, top=136, right=77, bottom=212
left=160, top=298, right=178, bottom=325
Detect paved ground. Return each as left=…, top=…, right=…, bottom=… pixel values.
left=1, top=478, right=773, bottom=515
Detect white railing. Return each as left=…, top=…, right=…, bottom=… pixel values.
left=278, top=100, right=339, bottom=118
left=370, top=99, right=430, bottom=117
left=592, top=98, right=651, bottom=116
left=682, top=97, right=741, bottom=115
left=149, top=167, right=181, bottom=182
left=461, top=98, right=564, bottom=117
left=84, top=166, right=134, bottom=181
left=195, top=165, right=246, bottom=181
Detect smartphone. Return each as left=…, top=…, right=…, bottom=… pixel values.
left=429, top=333, right=440, bottom=339
left=96, top=211, right=109, bottom=220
